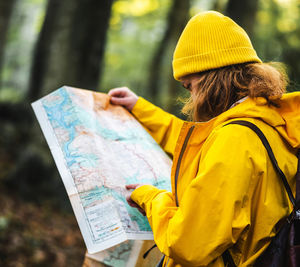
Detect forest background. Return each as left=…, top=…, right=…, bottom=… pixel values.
left=0, top=0, right=299, bottom=266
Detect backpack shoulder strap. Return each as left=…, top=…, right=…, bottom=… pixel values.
left=222, top=120, right=300, bottom=267
left=226, top=120, right=296, bottom=208
left=295, top=150, right=300, bottom=208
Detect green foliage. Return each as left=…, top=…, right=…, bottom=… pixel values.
left=100, top=0, right=171, bottom=98
left=100, top=0, right=214, bottom=111
left=254, top=0, right=300, bottom=91
left=1, top=0, right=300, bottom=102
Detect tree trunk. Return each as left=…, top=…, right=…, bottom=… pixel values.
left=0, top=0, right=16, bottom=86
left=225, top=0, right=259, bottom=39
left=27, top=0, right=113, bottom=102
left=147, top=0, right=190, bottom=104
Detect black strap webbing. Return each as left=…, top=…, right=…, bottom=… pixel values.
left=222, top=249, right=236, bottom=267
left=226, top=120, right=296, bottom=207
left=221, top=120, right=300, bottom=267
left=296, top=149, right=300, bottom=207
left=143, top=244, right=157, bottom=259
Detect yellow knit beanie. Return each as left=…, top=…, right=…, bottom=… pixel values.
left=173, top=11, right=262, bottom=80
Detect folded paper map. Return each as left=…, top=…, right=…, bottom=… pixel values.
left=31, top=86, right=172, bottom=254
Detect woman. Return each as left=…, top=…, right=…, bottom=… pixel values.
left=108, top=11, right=300, bottom=267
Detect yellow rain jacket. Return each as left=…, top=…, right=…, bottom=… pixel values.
left=130, top=92, right=300, bottom=267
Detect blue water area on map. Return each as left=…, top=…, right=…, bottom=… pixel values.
left=80, top=186, right=107, bottom=207
left=103, top=241, right=134, bottom=267
left=80, top=185, right=151, bottom=231
left=43, top=89, right=82, bottom=167
left=153, top=179, right=171, bottom=191
left=124, top=172, right=171, bottom=192
left=73, top=103, right=157, bottom=148
left=123, top=172, right=140, bottom=185
left=42, top=87, right=160, bottom=170
left=42, top=87, right=169, bottom=231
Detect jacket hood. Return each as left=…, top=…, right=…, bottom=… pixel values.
left=211, top=92, right=300, bottom=148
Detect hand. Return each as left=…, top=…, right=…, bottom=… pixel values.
left=125, top=184, right=146, bottom=216
left=108, top=87, right=138, bottom=111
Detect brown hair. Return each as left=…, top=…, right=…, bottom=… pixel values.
left=181, top=62, right=289, bottom=122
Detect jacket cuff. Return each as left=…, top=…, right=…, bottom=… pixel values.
left=131, top=185, right=162, bottom=209
left=131, top=97, right=153, bottom=119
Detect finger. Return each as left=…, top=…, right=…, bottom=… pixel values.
left=126, top=194, right=135, bottom=203
left=137, top=206, right=146, bottom=216
left=110, top=96, right=132, bottom=106
left=108, top=87, right=129, bottom=97
left=126, top=184, right=141, bottom=190
left=127, top=200, right=138, bottom=208
left=108, top=90, right=125, bottom=98
left=126, top=195, right=133, bottom=203
left=126, top=194, right=138, bottom=205
left=126, top=197, right=138, bottom=208
left=126, top=197, right=145, bottom=215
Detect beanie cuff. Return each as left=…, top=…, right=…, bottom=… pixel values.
left=173, top=47, right=262, bottom=80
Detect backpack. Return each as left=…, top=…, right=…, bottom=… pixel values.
left=222, top=120, right=300, bottom=267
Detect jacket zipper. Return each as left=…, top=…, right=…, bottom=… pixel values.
left=174, top=125, right=195, bottom=206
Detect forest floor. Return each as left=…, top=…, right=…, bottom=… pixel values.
left=0, top=188, right=86, bottom=267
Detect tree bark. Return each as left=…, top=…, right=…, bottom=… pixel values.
left=225, top=0, right=259, bottom=39
left=0, top=0, right=16, bottom=85
left=147, top=0, right=190, bottom=104
left=27, top=0, right=113, bottom=102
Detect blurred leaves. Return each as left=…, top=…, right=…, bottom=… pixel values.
left=113, top=0, right=160, bottom=17
left=0, top=195, right=85, bottom=266
left=101, top=0, right=171, bottom=98
left=253, top=0, right=300, bottom=90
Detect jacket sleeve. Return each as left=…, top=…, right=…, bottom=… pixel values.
left=131, top=97, right=184, bottom=157
left=131, top=125, right=265, bottom=266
